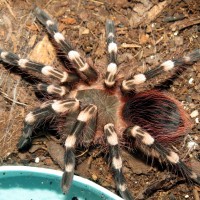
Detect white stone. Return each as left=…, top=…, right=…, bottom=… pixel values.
left=35, top=157, right=40, bottom=163
left=188, top=77, right=194, bottom=84
left=190, top=110, right=199, bottom=118
left=185, top=194, right=189, bottom=199
left=187, top=141, right=198, bottom=150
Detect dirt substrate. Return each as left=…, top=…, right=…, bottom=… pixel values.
left=0, top=0, right=200, bottom=199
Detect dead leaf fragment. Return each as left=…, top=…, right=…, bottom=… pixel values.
left=26, top=23, right=38, bottom=31
left=29, top=35, right=56, bottom=64
left=121, top=43, right=141, bottom=48
left=61, top=17, right=77, bottom=25
left=139, top=33, right=150, bottom=44
left=79, top=27, right=90, bottom=35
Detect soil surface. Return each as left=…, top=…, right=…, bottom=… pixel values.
left=0, top=0, right=200, bottom=199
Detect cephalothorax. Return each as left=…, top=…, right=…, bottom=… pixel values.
left=0, top=7, right=200, bottom=200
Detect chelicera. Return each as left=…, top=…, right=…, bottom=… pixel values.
left=0, top=7, right=200, bottom=200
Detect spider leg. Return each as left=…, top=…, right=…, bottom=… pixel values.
left=104, top=123, right=134, bottom=200
left=105, top=20, right=118, bottom=87
left=121, top=49, right=200, bottom=92
left=34, top=7, right=97, bottom=82
left=82, top=112, right=97, bottom=145
left=37, top=83, right=69, bottom=96
left=62, top=104, right=97, bottom=193
left=127, top=125, right=200, bottom=185
left=0, top=49, right=79, bottom=84
left=18, top=98, right=79, bottom=150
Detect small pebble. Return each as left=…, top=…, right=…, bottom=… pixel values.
left=92, top=174, right=98, bottom=181
left=184, top=194, right=189, bottom=199
left=174, top=36, right=183, bottom=46
left=79, top=27, right=89, bottom=35
left=188, top=77, right=194, bottom=84
left=194, top=136, right=199, bottom=140
left=169, top=193, right=176, bottom=200
left=187, top=141, right=198, bottom=150
left=174, top=31, right=179, bottom=36
left=195, top=117, right=199, bottom=124
left=35, top=157, right=40, bottom=163
left=190, top=110, right=199, bottom=118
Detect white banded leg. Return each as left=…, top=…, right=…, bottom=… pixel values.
left=105, top=20, right=118, bottom=87
left=0, top=49, right=79, bottom=83
left=34, top=7, right=97, bottom=81
left=104, top=123, right=134, bottom=200
left=18, top=99, right=79, bottom=150
left=37, top=83, right=69, bottom=96
left=121, top=49, right=200, bottom=92
left=127, top=125, right=200, bottom=185
left=62, top=104, right=97, bottom=193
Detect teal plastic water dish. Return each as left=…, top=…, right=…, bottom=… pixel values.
left=0, top=166, right=123, bottom=200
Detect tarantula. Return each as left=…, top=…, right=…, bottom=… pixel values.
left=0, top=7, right=200, bottom=200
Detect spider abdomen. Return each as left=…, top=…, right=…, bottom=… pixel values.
left=122, top=90, right=192, bottom=143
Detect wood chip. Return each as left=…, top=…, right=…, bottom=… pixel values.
left=79, top=27, right=90, bottom=35
left=170, top=17, right=200, bottom=31
left=60, top=17, right=77, bottom=25
left=139, top=33, right=150, bottom=44
left=46, top=140, right=65, bottom=169
left=121, top=43, right=141, bottom=48
left=193, top=188, right=200, bottom=200
left=29, top=35, right=56, bottom=64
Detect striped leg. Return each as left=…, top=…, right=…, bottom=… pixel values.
left=127, top=125, right=200, bottom=185
left=62, top=104, right=97, bottom=193
left=34, top=7, right=97, bottom=82
left=37, top=83, right=69, bottom=96
left=104, top=123, right=134, bottom=200
left=18, top=98, right=79, bottom=150
left=0, top=49, right=79, bottom=84
left=121, top=49, right=200, bottom=92
left=105, top=20, right=118, bottom=87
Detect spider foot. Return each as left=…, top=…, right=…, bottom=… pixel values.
left=62, top=105, right=97, bottom=194
left=61, top=148, right=75, bottom=194
left=104, top=123, right=134, bottom=200
left=17, top=135, right=32, bottom=150
left=127, top=125, right=200, bottom=188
